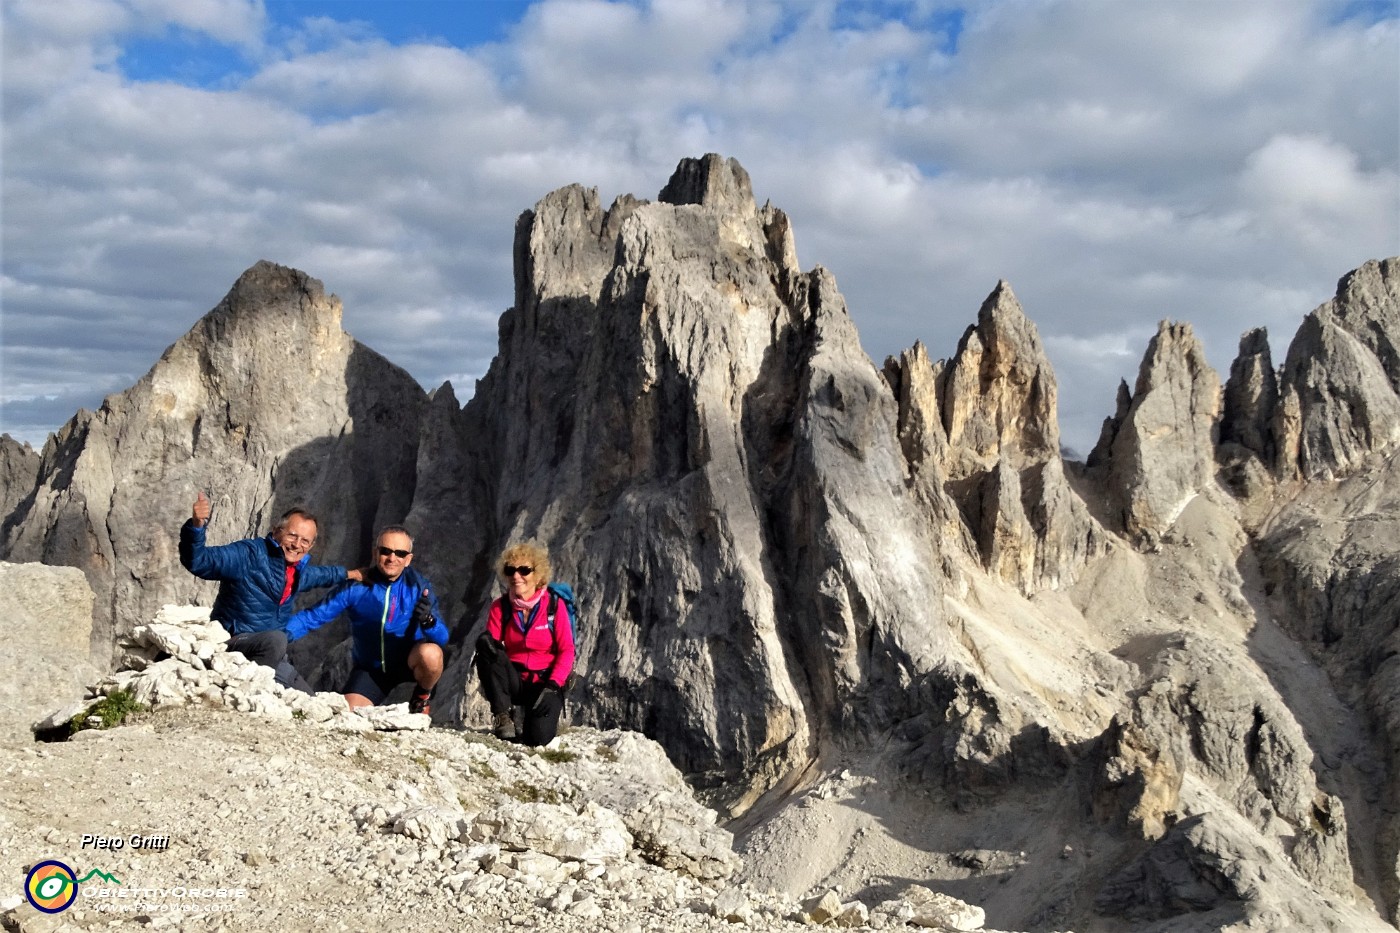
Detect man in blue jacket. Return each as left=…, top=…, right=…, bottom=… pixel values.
left=180, top=491, right=360, bottom=692
left=286, top=525, right=448, bottom=716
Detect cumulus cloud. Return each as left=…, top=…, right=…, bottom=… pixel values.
left=2, top=0, right=1397, bottom=454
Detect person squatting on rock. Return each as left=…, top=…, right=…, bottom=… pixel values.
left=180, top=491, right=361, bottom=692
left=474, top=541, right=575, bottom=746
left=285, top=525, right=447, bottom=716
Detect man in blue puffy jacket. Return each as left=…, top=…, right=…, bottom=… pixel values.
left=286, top=525, right=448, bottom=716
left=180, top=491, right=360, bottom=693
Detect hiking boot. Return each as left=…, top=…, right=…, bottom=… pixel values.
left=409, top=690, right=431, bottom=716
left=492, top=711, right=516, bottom=740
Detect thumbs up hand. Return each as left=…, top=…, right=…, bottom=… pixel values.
left=192, top=491, right=212, bottom=527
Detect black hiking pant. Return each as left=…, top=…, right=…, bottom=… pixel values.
left=227, top=630, right=313, bottom=695
left=474, top=637, right=564, bottom=747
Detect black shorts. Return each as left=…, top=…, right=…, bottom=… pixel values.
left=341, top=644, right=416, bottom=705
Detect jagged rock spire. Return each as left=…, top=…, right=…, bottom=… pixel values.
left=885, top=281, right=1104, bottom=593
left=1274, top=258, right=1400, bottom=480
left=1103, top=321, right=1221, bottom=543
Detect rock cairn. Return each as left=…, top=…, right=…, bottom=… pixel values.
left=32, top=606, right=429, bottom=736
left=12, top=608, right=1005, bottom=932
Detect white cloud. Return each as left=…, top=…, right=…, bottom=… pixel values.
left=127, top=0, right=266, bottom=47
left=1, top=0, right=1397, bottom=455
left=1241, top=133, right=1397, bottom=224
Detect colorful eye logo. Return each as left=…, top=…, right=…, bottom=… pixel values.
left=25, top=860, right=78, bottom=913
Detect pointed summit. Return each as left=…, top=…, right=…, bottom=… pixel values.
left=658, top=153, right=756, bottom=213
left=941, top=281, right=1060, bottom=476
left=1105, top=321, right=1221, bottom=543
left=1273, top=258, right=1400, bottom=480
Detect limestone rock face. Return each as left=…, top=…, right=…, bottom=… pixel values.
left=445, top=153, right=950, bottom=813
left=1218, top=328, right=1280, bottom=500
left=0, top=434, right=40, bottom=528
left=1098, top=633, right=1349, bottom=889
left=1220, top=327, right=1279, bottom=463
left=940, top=282, right=1059, bottom=472
left=1256, top=453, right=1400, bottom=919
left=1274, top=259, right=1400, bottom=480
left=0, top=561, right=98, bottom=737
left=0, top=261, right=427, bottom=661
left=1102, top=321, right=1221, bottom=543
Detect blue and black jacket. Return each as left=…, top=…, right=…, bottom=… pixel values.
left=285, top=565, right=449, bottom=672
left=179, top=520, right=347, bottom=636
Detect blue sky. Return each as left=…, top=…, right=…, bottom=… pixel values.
left=3, top=0, right=1398, bottom=454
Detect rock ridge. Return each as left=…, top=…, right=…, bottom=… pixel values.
left=2, top=157, right=1399, bottom=932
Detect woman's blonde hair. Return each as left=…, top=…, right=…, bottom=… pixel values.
left=496, top=540, right=552, bottom=590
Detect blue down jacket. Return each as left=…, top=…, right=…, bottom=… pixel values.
left=284, top=566, right=449, bottom=673
left=179, top=520, right=347, bottom=636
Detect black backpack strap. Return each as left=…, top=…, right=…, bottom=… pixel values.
left=495, top=595, right=512, bottom=647
left=547, top=590, right=557, bottom=649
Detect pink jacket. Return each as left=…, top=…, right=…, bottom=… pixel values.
left=486, top=591, right=575, bottom=689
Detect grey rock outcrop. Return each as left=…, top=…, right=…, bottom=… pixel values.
left=0, top=434, right=39, bottom=528
left=1, top=261, right=427, bottom=662
left=447, top=153, right=952, bottom=814
left=1218, top=327, right=1279, bottom=500
left=883, top=283, right=1107, bottom=594
left=1094, top=632, right=1351, bottom=892
left=1274, top=259, right=1400, bottom=480
left=0, top=561, right=98, bottom=738
left=1255, top=450, right=1400, bottom=921
left=1098, top=321, right=1221, bottom=544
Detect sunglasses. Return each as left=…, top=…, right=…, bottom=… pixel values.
left=503, top=565, right=534, bottom=578
left=377, top=547, right=411, bottom=559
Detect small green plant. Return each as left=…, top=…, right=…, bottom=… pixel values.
left=506, top=781, right=560, bottom=805
left=476, top=763, right=498, bottom=782
left=594, top=744, right=619, bottom=763
left=70, top=689, right=145, bottom=734
left=291, top=709, right=307, bottom=721
left=535, top=748, right=577, bottom=764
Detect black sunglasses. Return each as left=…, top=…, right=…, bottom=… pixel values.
left=503, top=565, right=534, bottom=577
left=378, top=547, right=411, bottom=559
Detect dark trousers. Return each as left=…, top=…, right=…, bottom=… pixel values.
left=474, top=638, right=564, bottom=747
left=227, top=630, right=313, bottom=695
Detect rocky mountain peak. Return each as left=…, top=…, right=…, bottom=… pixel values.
left=0, top=434, right=39, bottom=535
left=1273, top=258, right=1400, bottom=480
left=941, top=279, right=1059, bottom=476
left=1101, top=320, right=1221, bottom=543
left=658, top=153, right=756, bottom=212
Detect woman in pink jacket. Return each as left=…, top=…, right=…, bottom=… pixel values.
left=474, top=540, right=575, bottom=745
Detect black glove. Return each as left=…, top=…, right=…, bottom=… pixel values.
left=531, top=682, right=562, bottom=711
left=475, top=632, right=501, bottom=661
left=410, top=592, right=435, bottom=635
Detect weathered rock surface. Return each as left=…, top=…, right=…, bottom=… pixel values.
left=1097, top=321, right=1222, bottom=544
left=0, top=433, right=40, bottom=528
left=1255, top=450, right=1400, bottom=923
left=0, top=561, right=98, bottom=738
left=883, top=285, right=1107, bottom=593
left=3, top=155, right=1399, bottom=932
left=1274, top=258, right=1400, bottom=480
left=446, top=154, right=954, bottom=818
